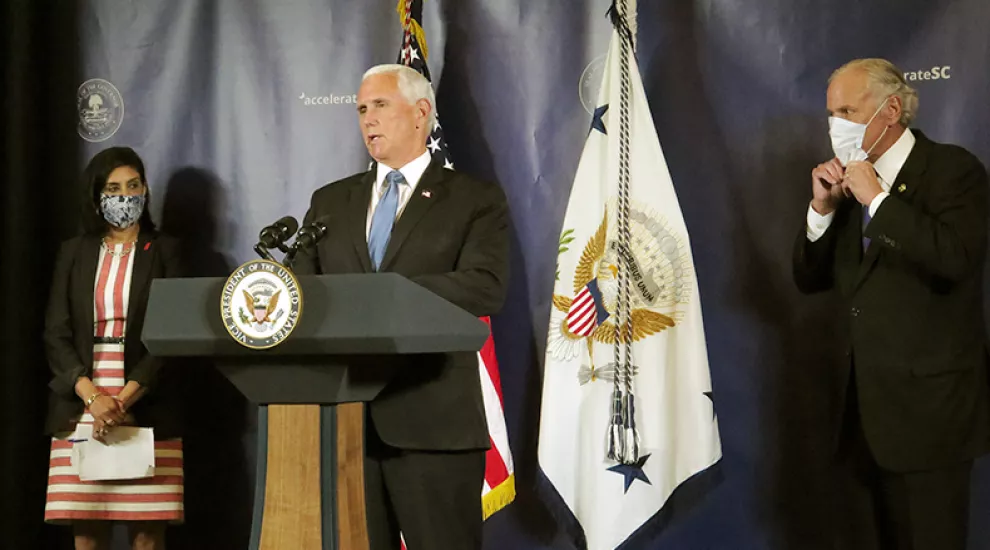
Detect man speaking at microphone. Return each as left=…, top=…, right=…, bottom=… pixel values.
left=793, top=58, right=990, bottom=549
left=293, top=64, right=509, bottom=550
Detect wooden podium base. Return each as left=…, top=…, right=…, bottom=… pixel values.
left=336, top=403, right=369, bottom=550
left=257, top=403, right=369, bottom=550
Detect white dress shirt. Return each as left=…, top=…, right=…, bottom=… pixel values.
left=366, top=150, right=432, bottom=240
left=806, top=128, right=916, bottom=242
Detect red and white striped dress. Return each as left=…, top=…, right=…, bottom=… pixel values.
left=45, top=242, right=184, bottom=524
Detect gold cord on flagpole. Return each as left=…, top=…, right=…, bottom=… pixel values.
left=396, top=0, right=430, bottom=59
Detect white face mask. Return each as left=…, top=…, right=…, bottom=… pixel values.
left=828, top=96, right=890, bottom=166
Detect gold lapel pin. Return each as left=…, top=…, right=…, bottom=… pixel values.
left=897, top=183, right=907, bottom=193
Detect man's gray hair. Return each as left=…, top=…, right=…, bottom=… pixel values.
left=830, top=58, right=919, bottom=126
left=363, top=64, right=436, bottom=129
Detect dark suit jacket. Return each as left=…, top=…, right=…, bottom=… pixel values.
left=295, top=160, right=509, bottom=451
left=44, top=231, right=182, bottom=436
left=793, top=130, right=990, bottom=472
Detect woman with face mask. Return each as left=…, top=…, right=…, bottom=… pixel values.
left=42, top=147, right=183, bottom=550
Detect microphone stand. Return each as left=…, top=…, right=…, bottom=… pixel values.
left=282, top=245, right=300, bottom=270
left=253, top=243, right=278, bottom=263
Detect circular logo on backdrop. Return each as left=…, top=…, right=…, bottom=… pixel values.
left=77, top=78, right=124, bottom=142
left=221, top=259, right=303, bottom=350
left=579, top=54, right=607, bottom=115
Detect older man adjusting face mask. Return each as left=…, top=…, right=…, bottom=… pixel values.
left=812, top=64, right=907, bottom=220
left=794, top=58, right=990, bottom=550
left=294, top=65, right=510, bottom=550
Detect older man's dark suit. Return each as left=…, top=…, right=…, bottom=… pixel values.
left=295, top=159, right=509, bottom=550
left=793, top=131, right=990, bottom=549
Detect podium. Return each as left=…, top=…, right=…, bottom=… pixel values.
left=142, top=273, right=488, bottom=550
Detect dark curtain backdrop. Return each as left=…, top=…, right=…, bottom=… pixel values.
left=1, top=3, right=254, bottom=549
left=3, top=1, right=990, bottom=549
left=2, top=2, right=80, bottom=549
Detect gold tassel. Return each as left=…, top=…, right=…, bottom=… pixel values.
left=412, top=21, right=429, bottom=60
left=481, top=474, right=516, bottom=520
left=395, top=0, right=430, bottom=60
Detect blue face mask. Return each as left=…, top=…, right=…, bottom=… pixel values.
left=100, top=193, right=146, bottom=229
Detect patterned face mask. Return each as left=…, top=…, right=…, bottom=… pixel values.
left=100, top=193, right=146, bottom=229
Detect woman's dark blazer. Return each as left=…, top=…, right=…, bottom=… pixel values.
left=44, top=231, right=182, bottom=437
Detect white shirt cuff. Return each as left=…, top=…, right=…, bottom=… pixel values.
left=806, top=203, right=834, bottom=242
left=868, top=192, right=889, bottom=218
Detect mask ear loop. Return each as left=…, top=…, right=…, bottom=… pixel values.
left=862, top=96, right=892, bottom=159
left=864, top=125, right=889, bottom=159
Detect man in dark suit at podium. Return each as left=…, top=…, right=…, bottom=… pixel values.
left=793, top=58, right=990, bottom=549
left=294, top=64, right=509, bottom=549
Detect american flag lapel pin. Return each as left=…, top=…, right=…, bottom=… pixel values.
left=421, top=189, right=432, bottom=199
left=144, top=242, right=151, bottom=251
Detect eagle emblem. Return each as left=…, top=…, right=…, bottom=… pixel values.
left=548, top=202, right=694, bottom=384
left=236, top=279, right=285, bottom=331
left=243, top=289, right=281, bottom=324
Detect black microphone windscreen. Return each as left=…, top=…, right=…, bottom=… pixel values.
left=276, top=216, right=299, bottom=236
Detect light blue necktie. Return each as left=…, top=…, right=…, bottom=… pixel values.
left=368, top=170, right=403, bottom=270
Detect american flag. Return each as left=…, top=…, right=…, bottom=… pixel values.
left=395, top=0, right=516, bottom=526
left=397, top=0, right=453, bottom=171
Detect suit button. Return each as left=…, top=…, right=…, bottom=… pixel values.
left=851, top=307, right=860, bottom=317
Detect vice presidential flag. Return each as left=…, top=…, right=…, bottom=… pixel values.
left=538, top=4, right=722, bottom=549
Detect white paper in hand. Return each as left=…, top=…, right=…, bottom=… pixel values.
left=72, top=427, right=156, bottom=481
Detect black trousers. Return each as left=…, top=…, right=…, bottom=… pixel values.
left=364, top=413, right=486, bottom=550
left=833, top=377, right=972, bottom=550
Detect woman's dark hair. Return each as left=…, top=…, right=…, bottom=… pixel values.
left=80, top=146, right=156, bottom=235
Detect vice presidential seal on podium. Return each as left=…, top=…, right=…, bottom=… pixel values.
left=220, top=259, right=303, bottom=350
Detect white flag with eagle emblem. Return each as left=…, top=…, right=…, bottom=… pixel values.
left=538, top=11, right=722, bottom=550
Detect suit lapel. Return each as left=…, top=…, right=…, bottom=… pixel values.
left=886, top=130, right=931, bottom=205
left=348, top=170, right=376, bottom=273
left=126, top=232, right=154, bottom=338
left=379, top=161, right=447, bottom=271
left=78, top=236, right=101, bottom=344
left=851, top=130, right=932, bottom=292
left=852, top=219, right=882, bottom=289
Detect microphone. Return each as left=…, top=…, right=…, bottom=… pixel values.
left=282, top=220, right=328, bottom=270
left=294, top=221, right=328, bottom=250
left=258, top=216, right=299, bottom=251
left=254, top=216, right=299, bottom=262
